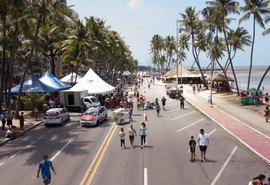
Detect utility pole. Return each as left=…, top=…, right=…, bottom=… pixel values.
left=176, top=19, right=179, bottom=87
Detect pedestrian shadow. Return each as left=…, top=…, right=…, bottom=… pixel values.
left=132, top=113, right=143, bottom=116
left=133, top=145, right=154, bottom=149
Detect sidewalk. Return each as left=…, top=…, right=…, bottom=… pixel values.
left=0, top=111, right=43, bottom=146
left=155, top=80, right=270, bottom=165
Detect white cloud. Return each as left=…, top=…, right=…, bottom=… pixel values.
left=128, top=0, right=143, bottom=8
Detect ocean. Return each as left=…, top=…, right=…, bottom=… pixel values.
left=227, top=66, right=270, bottom=93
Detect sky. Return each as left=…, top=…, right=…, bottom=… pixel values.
left=67, top=0, right=270, bottom=67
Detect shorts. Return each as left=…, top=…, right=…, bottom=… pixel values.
left=43, top=176, right=51, bottom=184
left=199, top=145, right=207, bottom=152
left=190, top=147, right=195, bottom=153
left=129, top=136, right=134, bottom=141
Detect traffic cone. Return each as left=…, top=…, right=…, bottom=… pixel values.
left=144, top=113, right=148, bottom=122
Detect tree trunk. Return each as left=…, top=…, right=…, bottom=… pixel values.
left=7, top=22, right=19, bottom=108
left=191, top=34, right=208, bottom=89
left=15, top=14, right=43, bottom=118
left=247, top=15, right=256, bottom=91
left=0, top=0, right=7, bottom=102
left=50, top=52, right=56, bottom=76
left=257, top=65, right=270, bottom=91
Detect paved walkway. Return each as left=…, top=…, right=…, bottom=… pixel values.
left=0, top=111, right=42, bottom=145
left=156, top=79, right=270, bottom=165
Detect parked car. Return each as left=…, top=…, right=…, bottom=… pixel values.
left=80, top=106, right=107, bottom=127
left=44, top=108, right=70, bottom=126
left=82, top=96, right=101, bottom=108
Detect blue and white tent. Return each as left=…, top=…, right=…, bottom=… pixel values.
left=39, top=71, right=70, bottom=90
left=11, top=74, right=57, bottom=93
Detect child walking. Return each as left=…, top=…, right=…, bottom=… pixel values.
left=119, top=128, right=126, bottom=149
left=189, top=136, right=196, bottom=162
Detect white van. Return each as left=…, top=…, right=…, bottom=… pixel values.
left=82, top=96, right=100, bottom=108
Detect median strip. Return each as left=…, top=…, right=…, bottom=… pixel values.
left=80, top=122, right=117, bottom=185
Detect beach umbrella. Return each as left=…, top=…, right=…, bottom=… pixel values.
left=248, top=88, right=258, bottom=94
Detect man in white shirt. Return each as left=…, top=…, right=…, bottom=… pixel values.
left=198, top=129, right=209, bottom=162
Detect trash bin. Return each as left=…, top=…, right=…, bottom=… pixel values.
left=240, top=96, right=254, bottom=105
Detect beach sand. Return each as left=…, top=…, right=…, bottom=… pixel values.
left=217, top=93, right=267, bottom=116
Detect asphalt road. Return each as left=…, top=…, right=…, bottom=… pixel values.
left=91, top=83, right=270, bottom=185
left=0, top=112, right=114, bottom=185
left=0, top=82, right=269, bottom=185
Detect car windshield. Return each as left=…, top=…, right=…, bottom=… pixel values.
left=84, top=110, right=97, bottom=115
left=47, top=111, right=59, bottom=117
left=90, top=98, right=99, bottom=103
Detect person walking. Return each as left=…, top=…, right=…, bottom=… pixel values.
left=189, top=136, right=196, bottom=162
left=19, top=112, right=25, bottom=130
left=156, top=102, right=161, bottom=117
left=128, top=106, right=133, bottom=122
left=140, top=122, right=147, bottom=148
left=198, top=129, right=209, bottom=162
left=265, top=93, right=269, bottom=104
left=6, top=111, right=13, bottom=128
left=119, top=127, right=126, bottom=149
left=161, top=97, right=166, bottom=110
left=128, top=124, right=137, bottom=148
left=1, top=112, right=6, bottom=130
left=264, top=176, right=270, bottom=185
left=37, top=155, right=56, bottom=185
left=179, top=94, right=185, bottom=109
left=264, top=105, right=269, bottom=123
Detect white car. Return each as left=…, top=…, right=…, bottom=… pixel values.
left=80, top=106, right=107, bottom=127
left=44, top=108, right=70, bottom=126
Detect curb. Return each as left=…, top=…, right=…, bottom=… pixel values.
left=0, top=121, right=43, bottom=147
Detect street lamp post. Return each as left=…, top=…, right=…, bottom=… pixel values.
left=176, top=19, right=179, bottom=87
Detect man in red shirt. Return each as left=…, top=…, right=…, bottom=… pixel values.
left=19, top=112, right=25, bottom=131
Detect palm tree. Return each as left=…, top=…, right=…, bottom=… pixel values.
left=150, top=34, right=165, bottom=72
left=15, top=0, right=66, bottom=117
left=0, top=0, right=7, bottom=101
left=164, top=35, right=176, bottom=70
left=227, top=27, right=251, bottom=95
left=239, top=0, right=270, bottom=91
left=62, top=20, right=90, bottom=81
left=206, top=0, right=240, bottom=94
left=179, top=7, right=208, bottom=89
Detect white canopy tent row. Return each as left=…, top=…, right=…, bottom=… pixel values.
left=66, top=68, right=115, bottom=95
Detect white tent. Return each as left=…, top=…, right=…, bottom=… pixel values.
left=121, top=71, right=132, bottom=76
left=68, top=68, right=115, bottom=94
left=60, top=72, right=82, bottom=84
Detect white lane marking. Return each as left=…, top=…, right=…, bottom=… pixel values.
left=51, top=139, right=73, bottom=161
left=48, top=129, right=53, bottom=133
left=211, top=146, right=237, bottom=185
left=144, top=168, right=148, bottom=185
left=177, top=118, right=204, bottom=132
left=208, top=129, right=217, bottom=136
left=38, top=135, right=45, bottom=140
left=10, top=151, right=20, bottom=159
left=26, top=142, right=34, bottom=148
left=171, top=111, right=195, bottom=121
left=0, top=162, right=4, bottom=166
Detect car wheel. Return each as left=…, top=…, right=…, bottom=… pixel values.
left=104, top=114, right=107, bottom=120
left=60, top=119, right=64, bottom=126
left=96, top=120, right=99, bottom=125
